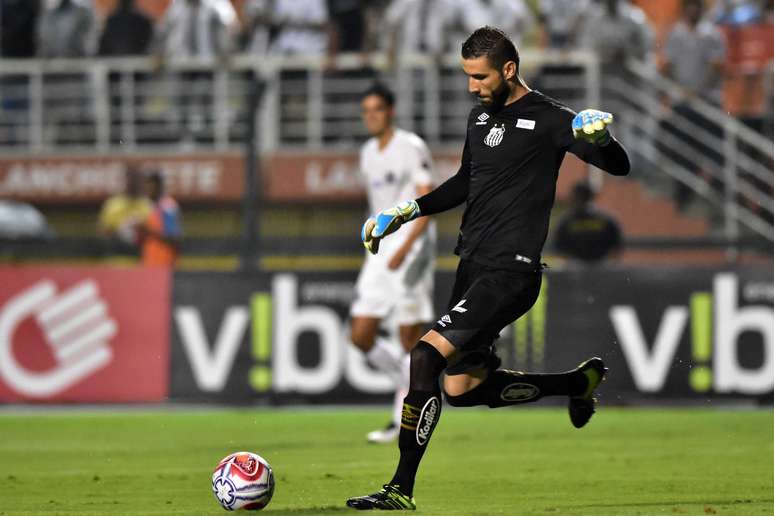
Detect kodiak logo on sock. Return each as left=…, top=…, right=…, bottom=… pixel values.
left=416, top=397, right=440, bottom=446
left=500, top=383, right=540, bottom=402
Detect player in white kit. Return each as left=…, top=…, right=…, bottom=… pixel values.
left=350, top=84, right=436, bottom=443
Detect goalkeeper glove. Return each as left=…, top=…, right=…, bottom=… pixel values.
left=572, top=109, right=613, bottom=146
left=361, top=200, right=420, bottom=255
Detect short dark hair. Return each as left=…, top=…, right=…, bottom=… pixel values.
left=362, top=82, right=395, bottom=107
left=461, top=26, right=519, bottom=73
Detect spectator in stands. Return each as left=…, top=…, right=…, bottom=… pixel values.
left=386, top=0, right=531, bottom=64
left=240, top=0, right=273, bottom=56
left=242, top=0, right=333, bottom=57
left=581, top=0, right=652, bottom=69
left=711, top=0, right=762, bottom=25
left=36, top=0, right=97, bottom=145
left=1, top=0, right=40, bottom=58
left=554, top=182, right=623, bottom=264
left=665, top=0, right=727, bottom=106
left=467, top=0, right=534, bottom=48
left=97, top=166, right=151, bottom=250
left=662, top=0, right=727, bottom=210
left=384, top=0, right=449, bottom=63
left=327, top=0, right=370, bottom=67
left=98, top=0, right=153, bottom=56
left=436, top=0, right=533, bottom=53
left=580, top=0, right=653, bottom=161
left=537, top=0, right=590, bottom=50
left=0, top=0, right=41, bottom=144
left=534, top=0, right=590, bottom=104
left=154, top=0, right=235, bottom=64
left=385, top=0, right=532, bottom=62
left=269, top=0, right=330, bottom=55
left=36, top=0, right=96, bottom=58
left=154, top=0, right=236, bottom=142
left=98, top=0, right=154, bottom=144
left=323, top=0, right=380, bottom=142
left=139, top=170, right=181, bottom=267
left=253, top=0, right=331, bottom=144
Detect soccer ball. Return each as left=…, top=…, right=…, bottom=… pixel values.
left=212, top=452, right=275, bottom=511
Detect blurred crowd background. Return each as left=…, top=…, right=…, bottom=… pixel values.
left=0, top=0, right=772, bottom=269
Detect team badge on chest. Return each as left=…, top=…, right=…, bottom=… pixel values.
left=484, top=123, right=505, bottom=147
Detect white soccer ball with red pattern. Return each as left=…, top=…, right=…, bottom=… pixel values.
left=212, top=452, right=275, bottom=511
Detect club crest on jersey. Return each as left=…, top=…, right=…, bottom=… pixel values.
left=476, top=112, right=490, bottom=125
left=485, top=124, right=505, bottom=147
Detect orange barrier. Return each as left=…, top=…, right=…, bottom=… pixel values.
left=721, top=24, right=774, bottom=117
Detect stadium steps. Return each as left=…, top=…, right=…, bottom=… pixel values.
left=596, top=176, right=710, bottom=237
left=592, top=176, right=745, bottom=265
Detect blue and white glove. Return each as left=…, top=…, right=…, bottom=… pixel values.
left=361, top=200, right=420, bottom=255
left=572, top=109, right=614, bottom=146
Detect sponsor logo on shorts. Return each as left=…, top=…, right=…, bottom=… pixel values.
left=500, top=383, right=540, bottom=402
left=451, top=299, right=468, bottom=313
left=438, top=299, right=467, bottom=327
left=416, top=396, right=440, bottom=446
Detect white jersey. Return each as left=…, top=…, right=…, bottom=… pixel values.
left=351, top=128, right=436, bottom=324
left=360, top=128, right=436, bottom=256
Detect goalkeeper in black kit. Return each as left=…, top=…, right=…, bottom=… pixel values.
left=346, top=26, right=630, bottom=511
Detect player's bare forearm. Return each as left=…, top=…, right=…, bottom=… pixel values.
left=388, top=215, right=430, bottom=269
left=388, top=185, right=432, bottom=267
left=403, top=213, right=430, bottom=242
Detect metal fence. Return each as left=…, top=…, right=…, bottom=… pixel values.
left=2, top=51, right=772, bottom=245
left=603, top=61, right=774, bottom=244
left=0, top=51, right=599, bottom=154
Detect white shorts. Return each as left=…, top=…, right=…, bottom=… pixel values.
left=350, top=237, right=435, bottom=326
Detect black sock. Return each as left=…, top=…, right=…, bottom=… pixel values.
left=445, top=368, right=587, bottom=408
left=389, top=341, right=446, bottom=497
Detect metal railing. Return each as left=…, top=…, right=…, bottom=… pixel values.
left=2, top=51, right=772, bottom=244
left=0, top=51, right=600, bottom=154
left=764, top=61, right=774, bottom=140
left=603, top=60, right=774, bottom=243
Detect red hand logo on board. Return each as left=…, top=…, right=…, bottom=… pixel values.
left=0, top=279, right=116, bottom=397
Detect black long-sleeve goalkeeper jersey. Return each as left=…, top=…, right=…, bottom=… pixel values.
left=416, top=90, right=630, bottom=271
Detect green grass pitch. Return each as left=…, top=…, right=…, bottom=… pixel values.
left=1, top=407, right=773, bottom=515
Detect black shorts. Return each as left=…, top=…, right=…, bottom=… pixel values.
left=433, top=259, right=542, bottom=375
